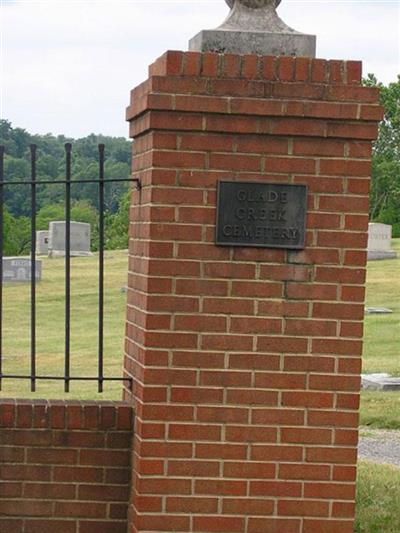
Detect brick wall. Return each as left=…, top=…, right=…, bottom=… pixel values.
left=124, top=51, right=382, bottom=532
left=0, top=399, right=133, bottom=533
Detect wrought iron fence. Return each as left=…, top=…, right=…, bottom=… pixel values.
left=0, top=144, right=136, bottom=393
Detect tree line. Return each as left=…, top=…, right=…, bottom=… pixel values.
left=365, top=75, right=400, bottom=237
left=1, top=120, right=131, bottom=255
left=1, top=74, right=400, bottom=256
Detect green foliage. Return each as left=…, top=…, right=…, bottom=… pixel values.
left=364, top=75, right=400, bottom=236
left=36, top=204, right=66, bottom=231
left=2, top=208, right=31, bottom=256
left=106, top=190, right=130, bottom=250
left=1, top=120, right=132, bottom=254
left=0, top=120, right=31, bottom=158
left=37, top=201, right=98, bottom=231
left=3, top=156, right=31, bottom=217
left=0, top=119, right=131, bottom=215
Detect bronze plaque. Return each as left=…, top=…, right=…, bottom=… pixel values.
left=216, top=181, right=307, bottom=249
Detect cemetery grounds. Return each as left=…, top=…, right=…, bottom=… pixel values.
left=355, top=238, right=400, bottom=532
left=0, top=240, right=399, bottom=532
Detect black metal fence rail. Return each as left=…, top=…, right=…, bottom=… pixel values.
left=0, top=144, right=135, bottom=393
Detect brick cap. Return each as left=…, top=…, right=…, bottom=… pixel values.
left=0, top=399, right=134, bottom=430
left=148, top=51, right=363, bottom=86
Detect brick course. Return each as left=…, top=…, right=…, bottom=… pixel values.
left=124, top=50, right=381, bottom=532
left=0, top=400, right=133, bottom=533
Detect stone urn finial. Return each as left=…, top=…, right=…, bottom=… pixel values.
left=189, top=0, right=316, bottom=57
left=219, top=0, right=292, bottom=33
left=225, top=0, right=281, bottom=9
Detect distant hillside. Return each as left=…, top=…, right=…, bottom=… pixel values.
left=0, top=120, right=132, bottom=217
left=0, top=120, right=132, bottom=255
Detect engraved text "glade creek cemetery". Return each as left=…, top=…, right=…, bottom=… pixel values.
left=222, top=188, right=298, bottom=241
left=216, top=181, right=307, bottom=249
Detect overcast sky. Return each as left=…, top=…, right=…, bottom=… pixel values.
left=1, top=0, right=399, bottom=139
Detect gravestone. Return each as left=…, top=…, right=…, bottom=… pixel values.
left=2, top=257, right=42, bottom=283
left=36, top=230, right=49, bottom=255
left=367, top=223, right=397, bottom=260
left=365, top=307, right=393, bottom=315
left=362, top=373, right=400, bottom=391
left=48, top=221, right=91, bottom=257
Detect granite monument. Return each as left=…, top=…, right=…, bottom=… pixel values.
left=48, top=221, right=92, bottom=257
left=2, top=257, right=42, bottom=283
left=367, top=222, right=397, bottom=260
left=36, top=230, right=49, bottom=256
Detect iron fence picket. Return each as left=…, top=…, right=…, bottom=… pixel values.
left=64, top=143, right=72, bottom=393
left=30, top=145, right=37, bottom=392
left=0, top=146, right=4, bottom=391
left=98, top=144, right=105, bottom=393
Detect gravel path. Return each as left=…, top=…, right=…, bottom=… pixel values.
left=359, top=429, right=400, bottom=467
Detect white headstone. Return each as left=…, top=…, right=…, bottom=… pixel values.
left=48, top=221, right=92, bottom=257
left=362, top=373, right=400, bottom=391
left=2, top=257, right=42, bottom=283
left=367, top=223, right=397, bottom=260
left=36, top=230, right=49, bottom=255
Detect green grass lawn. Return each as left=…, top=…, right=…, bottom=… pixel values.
left=360, top=238, right=400, bottom=429
left=360, top=392, right=400, bottom=429
left=0, top=240, right=399, bottom=529
left=355, top=461, right=400, bottom=533
left=0, top=240, right=398, bottom=407
left=363, top=238, right=400, bottom=375
left=0, top=250, right=128, bottom=400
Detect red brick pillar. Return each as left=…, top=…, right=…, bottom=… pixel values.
left=124, top=51, right=382, bottom=533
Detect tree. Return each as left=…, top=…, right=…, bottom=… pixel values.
left=2, top=208, right=31, bottom=256
left=36, top=204, right=65, bottom=230
left=105, top=190, right=130, bottom=250
left=3, top=157, right=31, bottom=217
left=0, top=121, right=131, bottom=219
left=364, top=75, right=400, bottom=236
left=1, top=120, right=132, bottom=254
left=0, top=120, right=17, bottom=156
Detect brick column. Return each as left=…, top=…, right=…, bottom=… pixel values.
left=124, top=51, right=382, bottom=533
